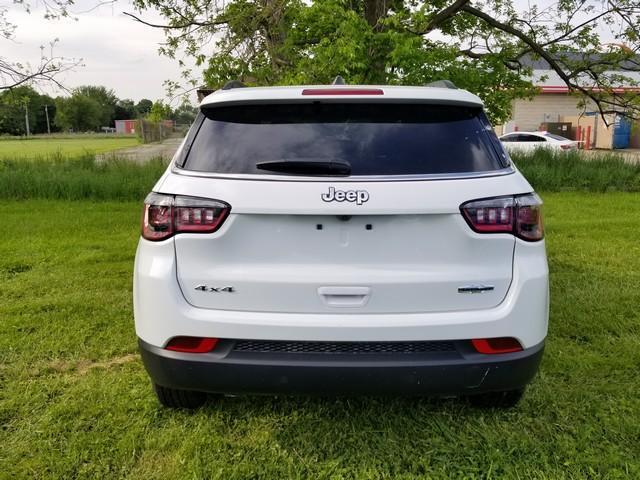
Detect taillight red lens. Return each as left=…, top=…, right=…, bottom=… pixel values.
left=165, top=336, right=219, bottom=353
left=460, top=194, right=544, bottom=241
left=472, top=338, right=523, bottom=354
left=174, top=196, right=230, bottom=233
left=142, top=193, right=230, bottom=241
left=142, top=194, right=174, bottom=241
left=460, top=196, right=514, bottom=233
left=515, top=195, right=544, bottom=241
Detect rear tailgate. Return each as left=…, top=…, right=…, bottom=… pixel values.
left=164, top=175, right=531, bottom=314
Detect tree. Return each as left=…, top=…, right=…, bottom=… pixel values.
left=127, top=0, right=640, bottom=123
left=136, top=98, right=153, bottom=115
left=171, top=101, right=197, bottom=124
left=1, top=1, right=80, bottom=90
left=115, top=99, right=137, bottom=120
left=0, top=86, right=57, bottom=135
left=74, top=85, right=118, bottom=127
left=55, top=94, right=102, bottom=131
left=147, top=100, right=173, bottom=123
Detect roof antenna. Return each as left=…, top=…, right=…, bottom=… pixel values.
left=332, top=75, right=346, bottom=85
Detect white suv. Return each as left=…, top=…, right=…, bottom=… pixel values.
left=134, top=81, right=548, bottom=409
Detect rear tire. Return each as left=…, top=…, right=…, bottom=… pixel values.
left=153, top=383, right=207, bottom=409
left=467, top=388, right=525, bottom=409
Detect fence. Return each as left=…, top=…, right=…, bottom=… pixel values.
left=138, top=120, right=175, bottom=144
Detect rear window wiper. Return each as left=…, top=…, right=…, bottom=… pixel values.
left=256, top=158, right=351, bottom=176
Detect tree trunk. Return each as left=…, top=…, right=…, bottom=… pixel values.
left=363, top=0, right=387, bottom=31
left=361, top=0, right=389, bottom=82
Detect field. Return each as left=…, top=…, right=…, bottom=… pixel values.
left=0, top=136, right=139, bottom=159
left=1, top=152, right=639, bottom=478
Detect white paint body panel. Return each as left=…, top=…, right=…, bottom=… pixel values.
left=174, top=213, right=515, bottom=314
left=134, top=238, right=548, bottom=348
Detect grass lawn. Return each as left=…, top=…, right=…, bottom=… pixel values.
left=1, top=194, right=639, bottom=479
left=0, top=136, right=139, bottom=159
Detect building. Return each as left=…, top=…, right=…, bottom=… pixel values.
left=115, top=119, right=138, bottom=135
left=115, top=119, right=175, bottom=137
left=501, top=55, right=640, bottom=149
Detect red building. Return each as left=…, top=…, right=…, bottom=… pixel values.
left=115, top=119, right=138, bottom=134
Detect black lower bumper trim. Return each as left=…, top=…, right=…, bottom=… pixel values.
left=138, top=338, right=544, bottom=396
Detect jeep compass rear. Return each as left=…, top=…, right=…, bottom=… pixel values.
left=134, top=82, right=548, bottom=409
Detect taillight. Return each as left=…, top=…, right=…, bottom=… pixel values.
left=301, top=88, right=384, bottom=95
left=142, top=193, right=230, bottom=241
left=460, top=193, right=544, bottom=241
left=514, top=194, right=544, bottom=241
left=165, top=336, right=219, bottom=353
left=472, top=338, right=523, bottom=354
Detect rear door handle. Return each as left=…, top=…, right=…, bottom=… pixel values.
left=318, top=286, right=371, bottom=307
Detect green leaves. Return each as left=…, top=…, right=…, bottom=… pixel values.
left=55, top=94, right=103, bottom=132
left=0, top=86, right=56, bottom=135
left=146, top=101, right=173, bottom=123
left=131, top=0, right=640, bottom=123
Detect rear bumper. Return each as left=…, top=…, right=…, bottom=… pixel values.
left=139, top=338, right=544, bottom=396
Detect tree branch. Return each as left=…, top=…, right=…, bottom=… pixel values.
left=462, top=4, right=638, bottom=122
left=122, top=11, right=226, bottom=29
left=0, top=43, right=80, bottom=91
left=462, top=5, right=575, bottom=86
left=423, top=0, right=471, bottom=33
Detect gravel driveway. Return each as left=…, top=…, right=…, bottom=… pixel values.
left=98, top=136, right=184, bottom=163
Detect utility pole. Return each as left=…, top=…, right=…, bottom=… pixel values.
left=44, top=105, right=51, bottom=134
left=24, top=101, right=30, bottom=136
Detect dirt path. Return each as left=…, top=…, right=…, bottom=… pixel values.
left=98, top=136, right=183, bottom=163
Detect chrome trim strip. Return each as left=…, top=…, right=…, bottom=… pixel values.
left=458, top=285, right=495, bottom=294
left=169, top=164, right=515, bottom=182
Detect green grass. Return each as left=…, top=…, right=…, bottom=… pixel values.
left=1, top=194, right=639, bottom=479
left=0, top=156, right=168, bottom=201
left=0, top=136, right=139, bottom=159
left=511, top=149, right=640, bottom=192
left=0, top=133, right=138, bottom=141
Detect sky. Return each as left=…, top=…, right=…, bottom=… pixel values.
left=4, top=0, right=197, bottom=103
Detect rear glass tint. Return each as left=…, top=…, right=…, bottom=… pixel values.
left=183, top=103, right=506, bottom=176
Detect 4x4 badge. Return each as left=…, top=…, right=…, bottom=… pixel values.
left=321, top=187, right=369, bottom=205
left=195, top=285, right=235, bottom=293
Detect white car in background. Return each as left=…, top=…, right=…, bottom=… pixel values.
left=499, top=131, right=578, bottom=152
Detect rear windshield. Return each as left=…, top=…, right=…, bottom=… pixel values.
left=182, top=103, right=507, bottom=176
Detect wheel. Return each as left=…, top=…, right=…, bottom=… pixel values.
left=153, top=383, right=207, bottom=409
left=466, top=388, right=525, bottom=409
